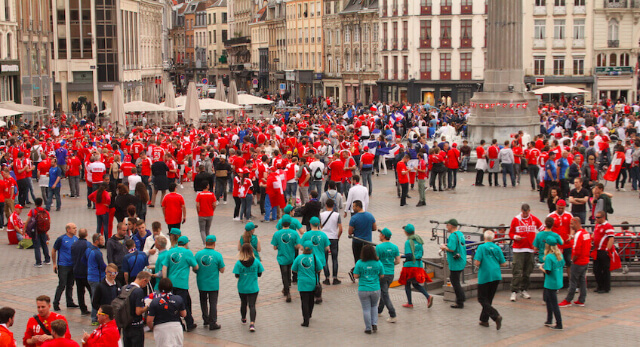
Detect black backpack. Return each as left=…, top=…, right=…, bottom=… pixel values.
left=112, top=284, right=136, bottom=329
left=313, top=166, right=323, bottom=181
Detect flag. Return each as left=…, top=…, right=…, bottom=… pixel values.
left=603, top=151, right=625, bottom=181
left=610, top=248, right=622, bottom=271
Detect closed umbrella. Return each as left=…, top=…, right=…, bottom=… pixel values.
left=215, top=79, right=226, bottom=101
left=110, top=85, right=126, bottom=133
left=228, top=80, right=239, bottom=122
left=165, top=82, right=178, bottom=124
left=184, top=81, right=201, bottom=127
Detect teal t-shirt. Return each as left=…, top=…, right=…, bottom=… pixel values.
left=163, top=247, right=197, bottom=290
left=271, top=229, right=300, bottom=265
left=291, top=253, right=323, bottom=292
left=354, top=260, right=384, bottom=291
left=543, top=253, right=565, bottom=290
left=276, top=217, right=303, bottom=231
left=446, top=231, right=467, bottom=271
left=300, top=229, right=330, bottom=266
left=403, top=239, right=424, bottom=268
left=533, top=231, right=563, bottom=262
left=154, top=250, right=170, bottom=291
left=474, top=242, right=505, bottom=284
left=195, top=248, right=225, bottom=292
left=375, top=242, right=400, bottom=275
left=239, top=234, right=260, bottom=261
left=232, top=259, right=264, bottom=294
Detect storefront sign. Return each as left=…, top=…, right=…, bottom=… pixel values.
left=0, top=62, right=20, bottom=75
left=595, top=66, right=633, bottom=75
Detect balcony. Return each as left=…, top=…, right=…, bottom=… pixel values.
left=382, top=39, right=388, bottom=50
left=392, top=38, right=397, bottom=50
left=533, top=5, right=547, bottom=15
left=421, top=5, right=432, bottom=15
left=440, top=37, right=452, bottom=48
left=460, top=37, right=472, bottom=48
left=402, top=38, right=408, bottom=50
left=441, top=5, right=452, bottom=14
left=461, top=4, right=472, bottom=14
left=420, top=71, right=431, bottom=80
left=572, top=39, right=585, bottom=48
left=440, top=71, right=451, bottom=80
left=573, top=5, right=586, bottom=14
left=552, top=39, right=565, bottom=48
left=393, top=7, right=397, bottom=16
left=393, top=72, right=398, bottom=79
left=604, top=0, right=627, bottom=8
left=382, top=8, right=387, bottom=16
left=608, top=39, right=619, bottom=47
left=420, top=38, right=431, bottom=48
left=403, top=5, right=408, bottom=15
left=553, top=6, right=566, bottom=15
left=403, top=71, right=408, bottom=80
left=533, top=39, right=546, bottom=49
left=461, top=71, right=472, bottom=80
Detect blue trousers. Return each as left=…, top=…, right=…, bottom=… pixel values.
left=263, top=195, right=277, bottom=221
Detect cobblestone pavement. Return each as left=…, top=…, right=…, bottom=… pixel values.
left=1, top=172, right=639, bottom=346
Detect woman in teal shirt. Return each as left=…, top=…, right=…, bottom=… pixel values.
left=474, top=230, right=506, bottom=330
left=354, top=244, right=384, bottom=334
left=292, top=241, right=323, bottom=327
left=539, top=239, right=565, bottom=330
left=232, top=243, right=264, bottom=332
left=238, top=222, right=262, bottom=260
left=398, top=224, right=434, bottom=309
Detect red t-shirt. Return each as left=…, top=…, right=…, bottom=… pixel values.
left=140, top=157, right=152, bottom=176
left=328, top=160, right=344, bottom=182
left=512, top=146, right=523, bottom=165
left=162, top=193, right=185, bottom=224
left=527, top=148, right=540, bottom=165
left=13, top=159, right=27, bottom=180
left=446, top=148, right=460, bottom=169
left=476, top=146, right=485, bottom=159
left=593, top=222, right=615, bottom=251
left=572, top=229, right=592, bottom=265
left=23, top=313, right=70, bottom=346
left=361, top=152, right=374, bottom=165
left=196, top=191, right=216, bottom=217
left=509, top=213, right=544, bottom=251
left=121, top=162, right=136, bottom=177
left=38, top=159, right=52, bottom=176
left=548, top=211, right=574, bottom=249
left=66, top=157, right=81, bottom=176
left=396, top=161, right=409, bottom=184
left=417, top=159, right=428, bottom=180
left=88, top=190, right=111, bottom=215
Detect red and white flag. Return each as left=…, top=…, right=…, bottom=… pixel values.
left=603, top=152, right=625, bottom=182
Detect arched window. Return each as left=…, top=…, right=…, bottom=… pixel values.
left=597, top=53, right=607, bottom=67
left=6, top=32, right=11, bottom=59
left=609, top=53, right=617, bottom=67
left=327, top=54, right=332, bottom=73
left=620, top=53, right=630, bottom=66
left=608, top=19, right=619, bottom=41
left=354, top=49, right=360, bottom=71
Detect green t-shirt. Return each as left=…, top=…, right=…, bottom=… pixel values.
left=194, top=248, right=225, bottom=292
left=291, top=253, right=323, bottom=292
left=232, top=259, right=264, bottom=294
left=154, top=250, right=170, bottom=291
left=163, top=247, right=197, bottom=290
left=474, top=242, right=505, bottom=284
left=375, top=242, right=400, bottom=275
left=271, top=229, right=300, bottom=265
left=403, top=239, right=424, bottom=268
left=239, top=234, right=260, bottom=261
left=533, top=231, right=563, bottom=262
left=543, top=253, right=565, bottom=290
left=446, top=231, right=467, bottom=271
left=300, top=229, right=330, bottom=266
left=276, top=217, right=303, bottom=232
left=354, top=260, right=384, bottom=291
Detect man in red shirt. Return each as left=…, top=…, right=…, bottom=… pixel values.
left=136, top=151, right=153, bottom=199
left=14, top=152, right=31, bottom=206
left=559, top=217, right=591, bottom=307
left=592, top=211, right=615, bottom=293
left=526, top=142, right=541, bottom=191
left=487, top=140, right=500, bottom=187
left=508, top=203, right=543, bottom=301
left=359, top=147, right=375, bottom=195
left=39, top=319, right=76, bottom=347
left=0, top=307, right=16, bottom=347
left=195, top=183, right=216, bottom=244
left=162, top=182, right=186, bottom=231
left=327, top=156, right=343, bottom=192
left=66, top=152, right=81, bottom=198
left=81, top=305, right=120, bottom=347
left=396, top=154, right=410, bottom=206
left=23, top=295, right=71, bottom=347
left=547, top=199, right=574, bottom=273
left=475, top=140, right=487, bottom=186
left=416, top=149, right=428, bottom=207
left=445, top=143, right=460, bottom=190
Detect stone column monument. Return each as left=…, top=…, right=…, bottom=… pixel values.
left=468, top=0, right=539, bottom=143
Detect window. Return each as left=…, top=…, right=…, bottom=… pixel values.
left=420, top=53, right=431, bottom=72
left=363, top=25, right=369, bottom=42
left=460, top=53, right=471, bottom=72
left=554, top=20, right=565, bottom=39
left=327, top=30, right=331, bottom=45
left=609, top=53, right=617, bottom=67
left=354, top=25, right=360, bottom=42
left=345, top=26, right=350, bottom=43
left=554, top=0, right=565, bottom=5
left=573, top=19, right=585, bottom=40
left=384, top=56, right=389, bottom=78
left=534, top=20, right=545, bottom=39
left=441, top=20, right=451, bottom=39
left=393, top=55, right=398, bottom=78
left=573, top=57, right=584, bottom=75
left=621, top=53, right=630, bottom=66
left=596, top=53, right=606, bottom=67
left=535, top=0, right=545, bottom=5
left=440, top=53, right=451, bottom=72
left=420, top=20, right=431, bottom=39
left=336, top=29, right=340, bottom=44
left=608, top=19, right=619, bottom=41
left=222, top=12, right=227, bottom=23
left=534, top=56, right=545, bottom=75
left=574, top=0, right=585, bottom=5
left=553, top=56, right=564, bottom=75
left=461, top=19, right=472, bottom=39
left=403, top=56, right=408, bottom=78
left=373, top=24, right=378, bottom=41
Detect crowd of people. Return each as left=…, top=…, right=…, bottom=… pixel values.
left=0, top=97, right=637, bottom=345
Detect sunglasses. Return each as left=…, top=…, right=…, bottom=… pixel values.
left=107, top=271, right=118, bottom=275
left=595, top=216, right=604, bottom=219
left=97, top=312, right=108, bottom=316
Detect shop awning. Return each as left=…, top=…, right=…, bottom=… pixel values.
left=0, top=101, right=47, bottom=113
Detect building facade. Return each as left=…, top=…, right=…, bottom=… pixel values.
left=139, top=0, right=164, bottom=103
left=265, top=0, right=287, bottom=94
left=0, top=0, right=20, bottom=103
left=523, top=0, right=595, bottom=103
left=225, top=0, right=254, bottom=90
left=205, top=0, right=229, bottom=85
left=250, top=6, right=268, bottom=92
left=378, top=0, right=487, bottom=105
left=593, top=0, right=640, bottom=103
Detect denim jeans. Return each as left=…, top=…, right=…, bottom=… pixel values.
left=285, top=182, right=297, bottom=204
left=33, top=232, right=50, bottom=265
left=358, top=290, right=380, bottom=331
left=27, top=178, right=37, bottom=202
left=564, top=263, right=587, bottom=303
left=342, top=181, right=351, bottom=199
left=361, top=170, right=373, bottom=195
left=447, top=168, right=457, bottom=188
left=47, top=186, right=61, bottom=210
left=240, top=194, right=253, bottom=220
left=198, top=216, right=213, bottom=243
left=405, top=278, right=430, bottom=304
left=529, top=165, right=540, bottom=190
left=96, top=213, right=109, bottom=239
left=263, top=195, right=277, bottom=221
left=309, top=181, right=323, bottom=196
left=543, top=288, right=562, bottom=327
left=378, top=274, right=396, bottom=317
left=630, top=166, right=639, bottom=190
left=89, top=281, right=99, bottom=322
left=461, top=156, right=469, bottom=171
left=53, top=265, right=75, bottom=307
left=501, top=163, right=515, bottom=187
left=323, top=239, right=339, bottom=278
left=215, top=178, right=227, bottom=202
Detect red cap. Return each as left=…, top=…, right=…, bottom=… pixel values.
left=14, top=204, right=23, bottom=209
left=556, top=199, right=567, bottom=207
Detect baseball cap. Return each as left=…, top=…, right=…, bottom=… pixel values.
left=310, top=216, right=320, bottom=226
left=445, top=219, right=460, bottom=227
left=177, top=236, right=189, bottom=245
left=245, top=222, right=258, bottom=231
left=169, top=228, right=182, bottom=236
left=403, top=224, right=415, bottom=234
left=546, top=238, right=559, bottom=247
left=205, top=235, right=217, bottom=243
left=14, top=204, right=23, bottom=209
left=379, top=228, right=392, bottom=239
left=302, top=240, right=314, bottom=249
left=556, top=199, right=567, bottom=207
left=284, top=205, right=294, bottom=214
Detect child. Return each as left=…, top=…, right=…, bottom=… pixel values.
left=539, top=239, right=565, bottom=330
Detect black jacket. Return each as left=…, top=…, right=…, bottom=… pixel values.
left=107, top=235, right=129, bottom=268
left=92, top=278, right=121, bottom=310
left=71, top=238, right=90, bottom=279
left=300, top=200, right=322, bottom=229
left=194, top=172, right=214, bottom=192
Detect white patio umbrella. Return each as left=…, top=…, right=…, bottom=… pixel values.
left=533, top=86, right=587, bottom=94
left=237, top=94, right=274, bottom=105
left=184, top=81, right=201, bottom=127
left=174, top=98, right=241, bottom=111
left=215, top=79, right=226, bottom=101
left=0, top=108, right=23, bottom=117
left=110, top=85, right=126, bottom=133
left=165, top=82, right=178, bottom=124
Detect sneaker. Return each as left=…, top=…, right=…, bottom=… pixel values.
left=322, top=279, right=331, bottom=285
left=544, top=322, right=553, bottom=327
left=427, top=296, right=434, bottom=308
left=209, top=323, right=221, bottom=330
left=233, top=217, right=240, bottom=221
left=241, top=318, right=247, bottom=324
left=558, top=300, right=571, bottom=308
left=43, top=261, right=52, bottom=265
left=249, top=324, right=255, bottom=332
left=34, top=263, right=42, bottom=268
left=348, top=270, right=355, bottom=283
left=91, top=321, right=99, bottom=326
left=549, top=325, right=563, bottom=330
left=387, top=317, right=397, bottom=323
left=180, top=184, right=184, bottom=189
left=402, top=303, right=414, bottom=308
left=521, top=290, right=531, bottom=299
left=573, top=300, right=585, bottom=307
left=332, top=278, right=341, bottom=285
left=510, top=292, right=517, bottom=302
left=223, top=201, right=227, bottom=205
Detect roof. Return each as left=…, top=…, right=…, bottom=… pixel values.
left=341, top=0, right=378, bottom=14
left=253, top=6, right=267, bottom=22
left=212, top=0, right=226, bottom=7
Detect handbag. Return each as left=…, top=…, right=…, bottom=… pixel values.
left=313, top=254, right=322, bottom=297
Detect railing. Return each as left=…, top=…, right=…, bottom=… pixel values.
left=441, top=5, right=452, bottom=14
left=605, top=0, right=627, bottom=8
left=421, top=5, right=432, bottom=14
left=440, top=37, right=451, bottom=48
left=402, top=38, right=408, bottom=50
left=553, top=5, right=566, bottom=15
left=460, top=37, right=472, bottom=48
left=608, top=39, right=619, bottom=47
left=420, top=38, right=431, bottom=48
left=461, top=4, right=473, bottom=14
left=533, top=5, right=547, bottom=15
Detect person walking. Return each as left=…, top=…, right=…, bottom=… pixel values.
left=348, top=200, right=376, bottom=282
left=354, top=244, right=384, bottom=334
left=162, top=183, right=186, bottom=231
left=300, top=217, right=330, bottom=303
left=474, top=230, right=505, bottom=330
left=146, top=279, right=187, bottom=346
left=52, top=223, right=79, bottom=311
left=498, top=141, right=515, bottom=188
left=292, top=241, right=323, bottom=327
left=195, top=183, right=216, bottom=244
left=70, top=228, right=91, bottom=316
left=508, top=204, right=543, bottom=302
left=439, top=219, right=466, bottom=309
left=475, top=140, right=487, bottom=186
left=539, top=239, right=565, bottom=330
left=271, top=217, right=301, bottom=303
left=232, top=243, right=264, bottom=332
left=161, top=236, right=198, bottom=332
left=416, top=149, right=428, bottom=207
left=320, top=199, right=342, bottom=285
left=375, top=228, right=400, bottom=323
left=195, top=235, right=225, bottom=330
left=239, top=222, right=261, bottom=261
left=559, top=217, right=591, bottom=307
left=343, top=175, right=369, bottom=215
left=88, top=183, right=111, bottom=239
left=398, top=224, right=434, bottom=309
left=396, top=154, right=410, bottom=206
left=46, top=158, right=63, bottom=211
left=592, top=211, right=615, bottom=294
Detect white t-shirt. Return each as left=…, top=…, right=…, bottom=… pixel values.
left=128, top=174, right=142, bottom=192
left=308, top=161, right=325, bottom=181
left=320, top=210, right=341, bottom=240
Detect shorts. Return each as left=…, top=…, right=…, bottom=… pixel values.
left=563, top=248, right=572, bottom=267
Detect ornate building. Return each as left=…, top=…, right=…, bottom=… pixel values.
left=0, top=0, right=20, bottom=103
left=265, top=0, right=287, bottom=94
left=226, top=0, right=255, bottom=90
left=206, top=0, right=229, bottom=85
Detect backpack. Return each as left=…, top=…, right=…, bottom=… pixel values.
left=325, top=191, right=338, bottom=212
left=31, top=146, right=42, bottom=162
left=313, top=166, right=323, bottom=181
left=35, top=209, right=51, bottom=233
left=112, top=285, right=135, bottom=329
left=25, top=209, right=38, bottom=238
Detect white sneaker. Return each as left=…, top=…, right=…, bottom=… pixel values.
left=387, top=317, right=397, bottom=323
left=510, top=292, right=517, bottom=302
left=180, top=184, right=184, bottom=189
left=521, top=290, right=531, bottom=299
left=233, top=217, right=240, bottom=221
left=223, top=201, right=227, bottom=205
left=215, top=201, right=219, bottom=206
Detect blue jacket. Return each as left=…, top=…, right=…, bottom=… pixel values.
left=85, top=244, right=107, bottom=283
left=71, top=239, right=90, bottom=279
